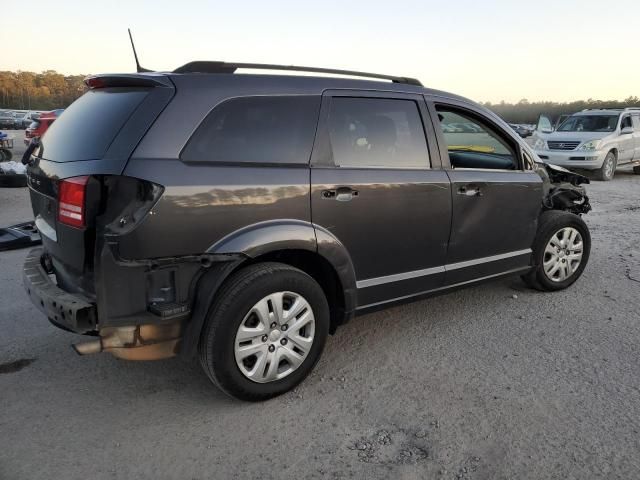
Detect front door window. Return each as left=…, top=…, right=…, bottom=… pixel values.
left=436, top=108, right=518, bottom=170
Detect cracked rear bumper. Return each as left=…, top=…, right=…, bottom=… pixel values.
left=23, top=247, right=97, bottom=333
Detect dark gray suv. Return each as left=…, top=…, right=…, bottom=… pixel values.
left=23, top=63, right=592, bottom=401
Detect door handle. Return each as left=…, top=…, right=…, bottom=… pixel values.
left=322, top=187, right=359, bottom=202
left=457, top=185, right=482, bottom=197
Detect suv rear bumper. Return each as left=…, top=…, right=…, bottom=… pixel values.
left=23, top=247, right=184, bottom=360
left=23, top=247, right=97, bottom=333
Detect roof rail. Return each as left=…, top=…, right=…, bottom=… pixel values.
left=172, top=61, right=423, bottom=86
left=581, top=107, right=640, bottom=112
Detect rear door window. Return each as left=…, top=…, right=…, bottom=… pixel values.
left=327, top=97, right=429, bottom=168
left=181, top=96, right=321, bottom=164
left=37, top=88, right=150, bottom=162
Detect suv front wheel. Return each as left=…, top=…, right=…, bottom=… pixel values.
left=595, top=151, right=616, bottom=181
left=199, top=262, right=330, bottom=401
left=522, top=210, right=591, bottom=291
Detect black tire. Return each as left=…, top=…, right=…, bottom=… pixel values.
left=633, top=165, right=640, bottom=175
left=0, top=173, right=27, bottom=188
left=594, top=151, right=616, bottom=181
left=1, top=148, right=13, bottom=162
left=199, top=262, right=330, bottom=401
left=521, top=210, right=591, bottom=292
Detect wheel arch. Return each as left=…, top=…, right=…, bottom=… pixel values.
left=180, top=220, right=356, bottom=358
left=207, top=219, right=317, bottom=258
left=206, top=221, right=357, bottom=318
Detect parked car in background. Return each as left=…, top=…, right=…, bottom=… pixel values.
left=509, top=123, right=533, bottom=138
left=16, top=111, right=44, bottom=129
left=24, top=110, right=62, bottom=145
left=532, top=108, right=640, bottom=180
left=9, top=110, right=28, bottom=128
left=23, top=63, right=592, bottom=401
left=0, top=111, right=17, bottom=129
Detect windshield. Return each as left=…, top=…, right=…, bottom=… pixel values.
left=557, top=114, right=619, bottom=132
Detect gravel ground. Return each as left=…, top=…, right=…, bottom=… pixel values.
left=1, top=164, right=639, bottom=480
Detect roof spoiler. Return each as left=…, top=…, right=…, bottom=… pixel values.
left=84, top=74, right=173, bottom=89
left=172, top=61, right=423, bottom=86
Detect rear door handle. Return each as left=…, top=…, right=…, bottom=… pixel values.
left=322, top=187, right=359, bottom=202
left=457, top=184, right=482, bottom=197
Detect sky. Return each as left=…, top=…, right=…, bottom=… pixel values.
left=3, top=0, right=639, bottom=104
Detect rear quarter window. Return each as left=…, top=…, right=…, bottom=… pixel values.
left=38, top=88, right=149, bottom=162
left=181, top=95, right=321, bottom=165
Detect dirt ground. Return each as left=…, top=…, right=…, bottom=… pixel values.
left=1, top=150, right=639, bottom=479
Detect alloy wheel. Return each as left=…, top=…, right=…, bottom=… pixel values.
left=603, top=154, right=615, bottom=179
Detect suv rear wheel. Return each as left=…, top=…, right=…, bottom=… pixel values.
left=522, top=210, right=591, bottom=291
left=198, top=262, right=329, bottom=401
left=595, top=151, right=616, bottom=181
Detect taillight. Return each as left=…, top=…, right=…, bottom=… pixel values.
left=58, top=176, right=90, bottom=228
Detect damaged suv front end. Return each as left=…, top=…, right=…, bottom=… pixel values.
left=536, top=162, right=591, bottom=215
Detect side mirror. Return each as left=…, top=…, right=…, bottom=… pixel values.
left=621, top=126, right=634, bottom=135
left=540, top=127, right=554, bottom=134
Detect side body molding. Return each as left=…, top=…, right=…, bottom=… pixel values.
left=206, top=219, right=357, bottom=317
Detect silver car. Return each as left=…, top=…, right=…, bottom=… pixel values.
left=532, top=108, right=640, bottom=180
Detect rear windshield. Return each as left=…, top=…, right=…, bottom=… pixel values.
left=37, top=88, right=149, bottom=162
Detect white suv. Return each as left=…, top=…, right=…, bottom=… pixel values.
left=531, top=108, right=640, bottom=180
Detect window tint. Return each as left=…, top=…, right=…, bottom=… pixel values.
left=620, top=115, right=633, bottom=130
left=436, top=108, right=518, bottom=170
left=38, top=88, right=149, bottom=162
left=181, top=96, right=321, bottom=164
left=327, top=97, right=429, bottom=168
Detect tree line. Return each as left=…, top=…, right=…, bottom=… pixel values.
left=1, top=70, right=638, bottom=124
left=0, top=71, right=87, bottom=111
left=484, top=97, right=640, bottom=125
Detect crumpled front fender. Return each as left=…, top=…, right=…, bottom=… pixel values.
left=535, top=162, right=591, bottom=215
